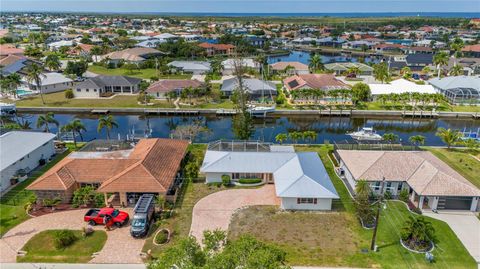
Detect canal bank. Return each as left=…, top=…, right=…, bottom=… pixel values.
left=15, top=106, right=480, bottom=119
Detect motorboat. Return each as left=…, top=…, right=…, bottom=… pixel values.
left=0, top=102, right=16, bottom=116
left=248, top=105, right=276, bottom=116
left=346, top=127, right=382, bottom=141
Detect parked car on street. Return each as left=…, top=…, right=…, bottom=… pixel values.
left=84, top=207, right=130, bottom=227
left=130, top=194, right=155, bottom=237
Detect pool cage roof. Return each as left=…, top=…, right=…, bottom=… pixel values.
left=207, top=140, right=272, bottom=152
left=441, top=87, right=480, bottom=104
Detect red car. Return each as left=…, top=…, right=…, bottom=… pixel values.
left=84, top=207, right=129, bottom=227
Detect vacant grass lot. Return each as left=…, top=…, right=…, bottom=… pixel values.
left=427, top=147, right=480, bottom=189
left=0, top=149, right=73, bottom=236
left=225, top=145, right=476, bottom=268
left=13, top=91, right=174, bottom=108
left=88, top=65, right=192, bottom=80
left=17, top=230, right=107, bottom=263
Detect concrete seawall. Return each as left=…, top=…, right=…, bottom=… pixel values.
left=15, top=106, right=479, bottom=119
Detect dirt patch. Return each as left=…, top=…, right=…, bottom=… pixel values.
left=229, top=206, right=366, bottom=266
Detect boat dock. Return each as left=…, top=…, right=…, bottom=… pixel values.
left=216, top=109, right=237, bottom=116
left=401, top=111, right=439, bottom=118
left=144, top=109, right=200, bottom=115
left=319, top=110, right=351, bottom=117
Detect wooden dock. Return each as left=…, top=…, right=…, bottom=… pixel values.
left=143, top=109, right=200, bottom=115
left=402, top=111, right=439, bottom=118
left=216, top=109, right=237, bottom=116
left=319, top=110, right=351, bottom=117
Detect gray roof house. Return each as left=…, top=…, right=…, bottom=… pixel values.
left=428, top=76, right=480, bottom=104
left=221, top=78, right=277, bottom=98
left=200, top=142, right=339, bottom=210
left=74, top=75, right=142, bottom=98
left=0, top=131, right=56, bottom=193
left=167, top=61, right=211, bottom=75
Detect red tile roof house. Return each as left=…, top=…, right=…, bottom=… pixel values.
left=462, top=44, right=480, bottom=58
left=0, top=44, right=25, bottom=59
left=336, top=150, right=480, bottom=212
left=198, top=43, right=236, bottom=57
left=283, top=74, right=349, bottom=92
left=67, top=43, right=95, bottom=57
left=146, top=79, right=203, bottom=99
left=27, top=139, right=189, bottom=206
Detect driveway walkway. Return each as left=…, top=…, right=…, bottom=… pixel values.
left=0, top=208, right=144, bottom=264
left=190, top=185, right=280, bottom=243
left=424, top=211, right=480, bottom=264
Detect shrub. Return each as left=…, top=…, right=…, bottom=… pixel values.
left=53, top=230, right=77, bottom=249
left=399, top=189, right=409, bottom=203
left=207, top=182, right=222, bottom=188
left=64, top=89, right=74, bottom=99
left=384, top=190, right=392, bottom=200
left=154, top=229, right=169, bottom=244
left=221, top=175, right=231, bottom=186
left=238, top=178, right=262, bottom=184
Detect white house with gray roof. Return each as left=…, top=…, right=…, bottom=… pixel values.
left=221, top=78, right=277, bottom=99
left=22, top=72, right=73, bottom=94
left=167, top=61, right=211, bottom=75
left=0, top=131, right=56, bottom=194
left=74, top=75, right=142, bottom=98
left=200, top=143, right=339, bottom=210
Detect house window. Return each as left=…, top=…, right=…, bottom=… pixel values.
left=397, top=182, right=403, bottom=191
left=297, top=198, right=317, bottom=204
left=76, top=88, right=81, bottom=92
left=94, top=89, right=97, bottom=92
left=373, top=181, right=381, bottom=191
left=86, top=89, right=89, bottom=92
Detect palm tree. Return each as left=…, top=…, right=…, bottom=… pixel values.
left=409, top=135, right=426, bottom=146
left=44, top=54, right=61, bottom=71
left=433, top=52, right=449, bottom=78
left=70, top=118, right=86, bottom=141
left=401, top=216, right=437, bottom=250
left=309, top=54, right=323, bottom=73
left=382, top=133, right=399, bottom=143
left=401, top=66, right=412, bottom=79
left=450, top=37, right=464, bottom=66
left=275, top=133, right=288, bottom=144
left=346, top=66, right=361, bottom=77
left=450, top=64, right=463, bottom=76
left=36, top=112, right=59, bottom=133
left=25, top=63, right=46, bottom=105
left=288, top=131, right=303, bottom=144
left=373, top=62, right=390, bottom=83
left=463, top=138, right=479, bottom=152
left=435, top=127, right=462, bottom=149
left=355, top=179, right=371, bottom=198
left=421, top=66, right=432, bottom=75
left=0, top=74, right=22, bottom=99
left=97, top=115, right=118, bottom=140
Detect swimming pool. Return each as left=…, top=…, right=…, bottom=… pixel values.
left=16, top=87, right=35, bottom=96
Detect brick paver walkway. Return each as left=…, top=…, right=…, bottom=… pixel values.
left=0, top=208, right=144, bottom=264
left=189, top=185, right=280, bottom=243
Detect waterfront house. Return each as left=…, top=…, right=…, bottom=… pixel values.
left=199, top=43, right=236, bottom=57
left=269, top=61, right=310, bottom=75
left=22, top=72, right=73, bottom=94
left=324, top=62, right=374, bottom=76
left=221, top=77, right=277, bottom=99
left=167, top=61, right=212, bottom=75
left=146, top=79, right=203, bottom=99
left=74, top=75, right=142, bottom=98
left=462, top=44, right=480, bottom=58
left=336, top=150, right=480, bottom=212
left=104, top=47, right=165, bottom=66
left=0, top=44, right=24, bottom=59
left=27, top=139, right=189, bottom=206
left=373, top=44, right=406, bottom=54
left=283, top=74, right=349, bottom=92
left=428, top=76, right=480, bottom=105
left=1, top=131, right=56, bottom=193
left=200, top=142, right=339, bottom=210
left=368, top=78, right=436, bottom=99
left=221, top=58, right=259, bottom=75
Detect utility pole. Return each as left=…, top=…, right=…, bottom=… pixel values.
left=370, top=176, right=385, bottom=251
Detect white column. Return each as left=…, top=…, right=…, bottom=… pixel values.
left=432, top=197, right=439, bottom=211
left=418, top=196, right=424, bottom=209
left=470, top=197, right=479, bottom=212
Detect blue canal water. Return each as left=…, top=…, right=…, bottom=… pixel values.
left=267, top=50, right=380, bottom=65
left=14, top=113, right=480, bottom=146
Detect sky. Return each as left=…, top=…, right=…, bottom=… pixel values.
left=1, top=0, right=479, bottom=13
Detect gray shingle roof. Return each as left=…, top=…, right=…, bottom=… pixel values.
left=221, top=78, right=276, bottom=94
left=76, top=75, right=142, bottom=89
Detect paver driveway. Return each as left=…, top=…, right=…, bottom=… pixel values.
left=190, top=184, right=280, bottom=243
left=0, top=208, right=144, bottom=264
left=424, top=211, right=480, bottom=264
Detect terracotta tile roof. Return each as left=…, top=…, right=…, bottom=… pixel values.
left=27, top=139, right=189, bottom=194
left=0, top=44, right=24, bottom=56
left=198, top=42, right=235, bottom=50
left=283, top=74, right=349, bottom=91
left=146, top=79, right=203, bottom=93
left=0, top=54, right=25, bottom=66
left=105, top=48, right=164, bottom=62
left=68, top=44, right=94, bottom=54
left=462, top=44, right=480, bottom=53
left=337, top=150, right=480, bottom=197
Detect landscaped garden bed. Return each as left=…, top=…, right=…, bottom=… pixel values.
left=17, top=229, right=107, bottom=263
left=153, top=229, right=170, bottom=245
left=234, top=178, right=264, bottom=186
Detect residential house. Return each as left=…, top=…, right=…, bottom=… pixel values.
left=447, top=58, right=480, bottom=76
left=270, top=61, right=309, bottom=75
left=167, top=61, right=211, bottom=75
left=74, top=75, right=142, bottom=98
left=48, top=40, right=76, bottom=51
left=27, top=138, right=189, bottom=205
left=0, top=44, right=24, bottom=59
left=368, top=78, right=436, bottom=99
left=104, top=47, right=164, bottom=65
left=23, top=73, right=73, bottom=94
left=373, top=44, right=406, bottom=54
left=283, top=74, right=349, bottom=92
left=428, top=76, right=480, bottom=104
left=200, top=142, right=339, bottom=210
left=0, top=55, right=39, bottom=76
left=336, top=150, right=480, bottom=212
left=403, top=46, right=433, bottom=54
left=146, top=79, right=203, bottom=99
left=221, top=78, right=276, bottom=98
left=1, top=131, right=56, bottom=193
left=462, top=44, right=480, bottom=58
left=198, top=43, right=236, bottom=57
left=221, top=58, right=259, bottom=75
left=67, top=43, right=94, bottom=57
left=324, top=62, right=374, bottom=76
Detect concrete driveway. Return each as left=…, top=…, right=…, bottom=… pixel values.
left=0, top=208, right=144, bottom=264
left=424, top=211, right=480, bottom=264
left=190, top=185, right=280, bottom=243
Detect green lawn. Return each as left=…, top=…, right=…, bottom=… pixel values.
left=13, top=91, right=174, bottom=108
left=361, top=101, right=480, bottom=113
left=88, top=65, right=192, bottom=80
left=426, top=147, right=480, bottom=189
left=0, top=147, right=74, bottom=236
left=17, top=230, right=107, bottom=263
